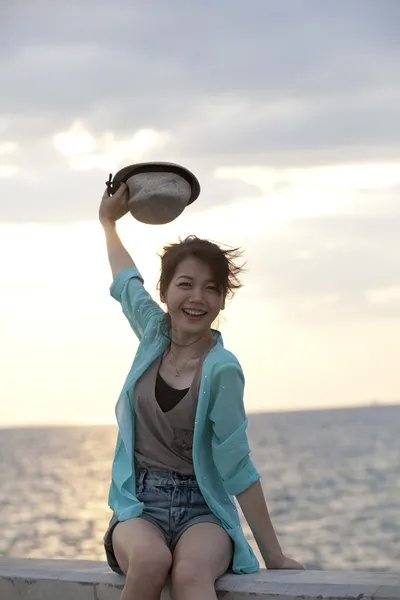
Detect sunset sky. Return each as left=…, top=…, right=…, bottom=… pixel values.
left=1, top=0, right=400, bottom=426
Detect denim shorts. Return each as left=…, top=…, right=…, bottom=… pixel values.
left=104, top=469, right=224, bottom=575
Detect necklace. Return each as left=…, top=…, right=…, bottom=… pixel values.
left=166, top=349, right=204, bottom=378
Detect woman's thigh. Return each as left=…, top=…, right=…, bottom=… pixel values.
left=112, top=517, right=172, bottom=577
left=171, top=522, right=232, bottom=585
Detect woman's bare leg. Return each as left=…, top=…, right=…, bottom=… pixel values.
left=112, top=518, right=172, bottom=600
left=171, top=522, right=232, bottom=600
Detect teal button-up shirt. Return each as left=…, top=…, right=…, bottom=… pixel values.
left=107, top=267, right=261, bottom=574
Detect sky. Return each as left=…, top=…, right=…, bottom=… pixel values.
left=1, top=0, right=400, bottom=426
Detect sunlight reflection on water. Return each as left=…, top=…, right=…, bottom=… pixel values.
left=0, top=405, right=399, bottom=572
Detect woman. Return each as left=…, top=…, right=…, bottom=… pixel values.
left=100, top=183, right=303, bottom=600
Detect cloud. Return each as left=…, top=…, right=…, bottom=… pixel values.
left=244, top=214, right=400, bottom=320
left=52, top=121, right=171, bottom=173
left=366, top=285, right=400, bottom=304
left=2, top=0, right=399, bottom=159
left=0, top=142, right=18, bottom=155
left=214, top=163, right=400, bottom=220
left=0, top=165, right=20, bottom=178
left=53, top=123, right=96, bottom=157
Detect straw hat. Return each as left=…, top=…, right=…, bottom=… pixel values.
left=106, top=162, right=200, bottom=225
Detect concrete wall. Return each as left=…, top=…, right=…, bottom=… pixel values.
left=0, top=557, right=399, bottom=599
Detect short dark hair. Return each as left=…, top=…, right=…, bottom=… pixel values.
left=158, top=235, right=245, bottom=300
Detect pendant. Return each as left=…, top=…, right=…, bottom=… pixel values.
left=175, top=369, right=180, bottom=377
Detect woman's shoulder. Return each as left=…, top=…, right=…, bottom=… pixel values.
left=206, top=339, right=243, bottom=374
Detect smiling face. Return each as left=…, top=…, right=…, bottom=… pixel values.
left=161, top=256, right=225, bottom=338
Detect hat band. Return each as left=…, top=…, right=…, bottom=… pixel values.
left=106, top=164, right=194, bottom=198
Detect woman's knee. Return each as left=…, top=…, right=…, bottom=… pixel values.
left=172, top=558, right=211, bottom=590
left=126, top=544, right=172, bottom=585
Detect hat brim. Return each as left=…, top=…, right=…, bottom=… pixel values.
left=111, top=162, right=200, bottom=205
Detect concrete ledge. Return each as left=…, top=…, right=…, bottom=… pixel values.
left=0, top=557, right=399, bottom=599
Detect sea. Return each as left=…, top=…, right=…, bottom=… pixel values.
left=0, top=404, right=399, bottom=573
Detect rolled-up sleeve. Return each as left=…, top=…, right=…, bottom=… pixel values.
left=110, top=267, right=164, bottom=340
left=209, top=363, right=261, bottom=496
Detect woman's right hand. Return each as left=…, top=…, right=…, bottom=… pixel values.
left=99, top=183, right=130, bottom=225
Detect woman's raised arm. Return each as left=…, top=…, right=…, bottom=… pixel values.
left=99, top=183, right=136, bottom=279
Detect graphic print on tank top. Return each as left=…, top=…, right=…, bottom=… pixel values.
left=172, top=427, right=193, bottom=458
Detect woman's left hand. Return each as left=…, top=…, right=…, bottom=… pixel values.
left=265, top=554, right=305, bottom=570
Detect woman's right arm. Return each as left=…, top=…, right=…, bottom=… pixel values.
left=99, top=183, right=136, bottom=279
left=102, top=220, right=136, bottom=280
left=99, top=184, right=164, bottom=339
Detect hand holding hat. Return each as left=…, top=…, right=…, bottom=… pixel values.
left=99, top=183, right=129, bottom=225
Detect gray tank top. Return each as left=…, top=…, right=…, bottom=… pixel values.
left=134, top=353, right=205, bottom=475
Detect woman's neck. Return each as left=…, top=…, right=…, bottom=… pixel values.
left=169, top=329, right=214, bottom=358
